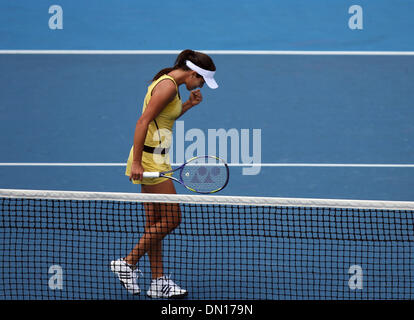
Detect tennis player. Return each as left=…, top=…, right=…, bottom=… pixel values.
left=111, top=49, right=218, bottom=298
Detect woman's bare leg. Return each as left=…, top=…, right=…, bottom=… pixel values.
left=124, top=179, right=181, bottom=279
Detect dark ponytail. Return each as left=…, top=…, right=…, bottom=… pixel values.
left=152, top=67, right=175, bottom=81
left=152, top=49, right=216, bottom=81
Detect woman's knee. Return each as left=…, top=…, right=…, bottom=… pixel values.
left=166, top=204, right=181, bottom=231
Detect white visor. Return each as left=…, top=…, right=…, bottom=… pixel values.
left=186, top=60, right=218, bottom=89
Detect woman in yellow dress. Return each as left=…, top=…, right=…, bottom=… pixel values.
left=111, top=49, right=218, bottom=298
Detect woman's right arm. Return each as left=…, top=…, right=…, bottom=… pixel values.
left=129, top=79, right=178, bottom=181
left=129, top=118, right=148, bottom=181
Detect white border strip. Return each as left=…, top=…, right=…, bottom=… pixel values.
left=0, top=50, right=414, bottom=55
left=1, top=188, right=413, bottom=211
left=1, top=162, right=414, bottom=168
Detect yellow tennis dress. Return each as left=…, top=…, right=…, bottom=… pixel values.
left=125, top=75, right=182, bottom=185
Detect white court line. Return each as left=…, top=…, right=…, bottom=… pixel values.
left=0, top=50, right=414, bottom=55
left=0, top=163, right=414, bottom=168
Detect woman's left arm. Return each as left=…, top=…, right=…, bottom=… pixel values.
left=178, top=89, right=203, bottom=118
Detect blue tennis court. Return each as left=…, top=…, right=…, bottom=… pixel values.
left=1, top=52, right=414, bottom=200
left=0, top=0, right=413, bottom=301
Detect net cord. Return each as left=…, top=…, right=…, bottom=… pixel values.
left=1, top=188, right=414, bottom=211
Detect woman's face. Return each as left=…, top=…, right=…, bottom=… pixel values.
left=186, top=72, right=205, bottom=90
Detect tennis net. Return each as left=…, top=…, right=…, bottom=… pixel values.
left=1, top=188, right=413, bottom=300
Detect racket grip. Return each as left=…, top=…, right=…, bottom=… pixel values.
left=143, top=172, right=160, bottom=178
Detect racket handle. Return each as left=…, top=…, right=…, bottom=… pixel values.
left=143, top=172, right=160, bottom=178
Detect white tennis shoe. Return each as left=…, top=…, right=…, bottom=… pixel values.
left=147, top=275, right=188, bottom=299
left=110, top=258, right=142, bottom=295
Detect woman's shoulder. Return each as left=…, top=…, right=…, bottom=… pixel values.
left=149, top=74, right=178, bottom=97
left=151, top=74, right=177, bottom=88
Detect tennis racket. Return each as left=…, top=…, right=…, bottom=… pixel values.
left=143, top=155, right=229, bottom=194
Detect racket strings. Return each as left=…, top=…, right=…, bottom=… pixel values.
left=181, top=159, right=228, bottom=193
